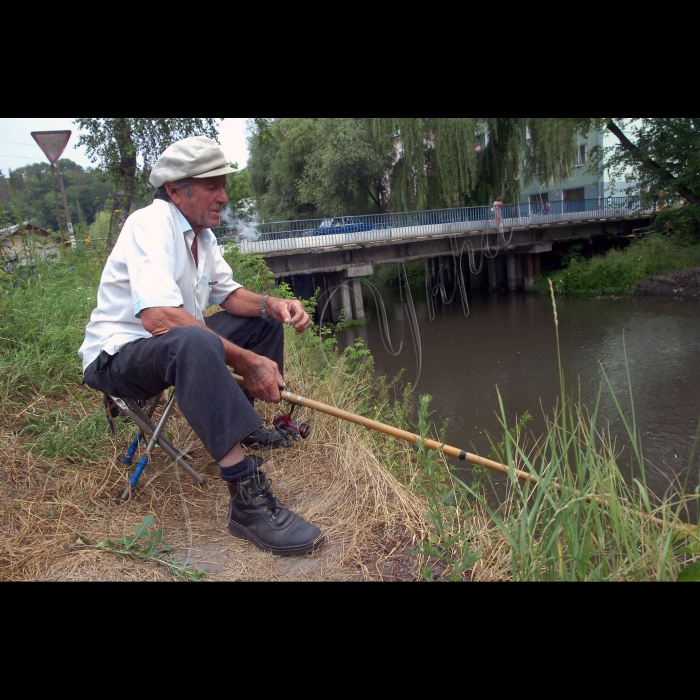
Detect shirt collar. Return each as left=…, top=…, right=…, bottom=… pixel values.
left=175, top=207, right=213, bottom=244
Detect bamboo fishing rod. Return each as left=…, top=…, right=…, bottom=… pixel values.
left=233, top=374, right=696, bottom=534
left=232, top=374, right=537, bottom=485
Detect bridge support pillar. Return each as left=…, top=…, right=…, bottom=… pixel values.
left=442, top=256, right=454, bottom=289
left=488, top=257, right=498, bottom=291
left=507, top=254, right=523, bottom=291
left=329, top=274, right=342, bottom=323
left=340, top=278, right=353, bottom=322
left=350, top=278, right=365, bottom=322
left=523, top=254, right=536, bottom=292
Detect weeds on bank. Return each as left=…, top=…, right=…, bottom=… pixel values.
left=420, top=281, right=700, bottom=581
left=4, top=234, right=699, bottom=581
left=536, top=233, right=700, bottom=297
left=91, top=515, right=205, bottom=581
left=410, top=395, right=482, bottom=581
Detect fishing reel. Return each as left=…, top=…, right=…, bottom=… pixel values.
left=273, top=404, right=311, bottom=441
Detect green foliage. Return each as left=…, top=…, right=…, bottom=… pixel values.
left=410, top=395, right=482, bottom=581
left=225, top=163, right=254, bottom=221
left=247, top=118, right=598, bottom=220
left=74, top=118, right=222, bottom=201
left=0, top=249, right=101, bottom=403
left=470, top=410, right=533, bottom=489
left=1, top=159, right=113, bottom=232
left=373, top=118, right=590, bottom=211
left=247, top=118, right=394, bottom=221
left=221, top=243, right=276, bottom=295
left=653, top=205, right=700, bottom=244
left=596, top=118, right=700, bottom=206
left=369, top=260, right=426, bottom=288
left=92, top=515, right=206, bottom=581
left=74, top=118, right=222, bottom=247
left=448, top=292, right=700, bottom=581
left=536, top=234, right=700, bottom=296
left=677, top=562, right=700, bottom=582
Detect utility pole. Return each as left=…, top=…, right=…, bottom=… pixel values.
left=31, top=130, right=76, bottom=248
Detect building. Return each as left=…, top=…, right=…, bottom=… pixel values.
left=1, top=221, right=66, bottom=262
left=517, top=128, right=634, bottom=210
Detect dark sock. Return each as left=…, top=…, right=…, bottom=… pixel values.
left=220, top=456, right=258, bottom=484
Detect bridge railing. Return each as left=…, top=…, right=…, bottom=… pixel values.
left=214, top=197, right=649, bottom=254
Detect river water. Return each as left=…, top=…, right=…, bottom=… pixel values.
left=336, top=289, right=700, bottom=499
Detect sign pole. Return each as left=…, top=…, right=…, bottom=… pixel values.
left=54, top=160, right=75, bottom=248
left=49, top=164, right=65, bottom=239
left=30, top=130, right=76, bottom=248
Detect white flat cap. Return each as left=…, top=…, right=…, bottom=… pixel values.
left=149, top=136, right=235, bottom=188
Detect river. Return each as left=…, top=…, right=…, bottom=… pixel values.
left=335, top=288, right=700, bottom=500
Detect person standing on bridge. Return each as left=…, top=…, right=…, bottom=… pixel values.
left=493, top=197, right=504, bottom=226
left=79, top=136, right=325, bottom=558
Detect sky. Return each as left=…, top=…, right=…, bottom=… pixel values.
left=0, top=118, right=250, bottom=175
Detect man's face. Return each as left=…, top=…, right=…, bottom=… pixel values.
left=171, top=176, right=228, bottom=233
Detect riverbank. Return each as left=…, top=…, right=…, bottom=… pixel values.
left=2, top=244, right=699, bottom=581
left=537, top=233, right=700, bottom=297
left=636, top=267, right=700, bottom=298
left=0, top=248, right=512, bottom=581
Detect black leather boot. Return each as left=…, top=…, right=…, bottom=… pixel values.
left=242, top=425, right=292, bottom=450
left=228, top=471, right=324, bottom=557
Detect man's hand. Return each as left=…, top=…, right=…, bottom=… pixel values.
left=239, top=352, right=286, bottom=404
left=267, top=298, right=310, bottom=335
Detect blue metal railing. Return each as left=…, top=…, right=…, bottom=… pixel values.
left=213, top=197, right=649, bottom=254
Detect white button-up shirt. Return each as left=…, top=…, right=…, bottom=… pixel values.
left=79, top=199, right=241, bottom=373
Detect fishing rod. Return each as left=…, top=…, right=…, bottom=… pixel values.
left=233, top=374, right=694, bottom=533
left=233, top=374, right=538, bottom=484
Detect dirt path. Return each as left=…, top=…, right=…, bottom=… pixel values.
left=636, top=268, right=700, bottom=298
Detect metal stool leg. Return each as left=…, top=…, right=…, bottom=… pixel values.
left=111, top=392, right=206, bottom=501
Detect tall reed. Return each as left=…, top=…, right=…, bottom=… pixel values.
left=427, top=280, right=700, bottom=581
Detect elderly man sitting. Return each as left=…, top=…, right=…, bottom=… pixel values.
left=79, top=136, right=324, bottom=557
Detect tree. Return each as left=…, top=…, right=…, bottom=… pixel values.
left=225, top=163, right=255, bottom=222
left=1, top=160, right=113, bottom=233
left=597, top=118, right=700, bottom=206
left=373, top=118, right=591, bottom=211
left=74, top=118, right=222, bottom=247
left=247, top=118, right=394, bottom=221
left=248, top=118, right=592, bottom=221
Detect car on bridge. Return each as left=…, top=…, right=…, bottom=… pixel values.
left=312, top=216, right=374, bottom=236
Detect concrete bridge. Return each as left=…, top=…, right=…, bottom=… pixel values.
left=215, top=198, right=651, bottom=322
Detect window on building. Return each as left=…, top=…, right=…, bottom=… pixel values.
left=576, top=143, right=588, bottom=167
left=564, top=188, right=585, bottom=201
left=564, top=187, right=586, bottom=213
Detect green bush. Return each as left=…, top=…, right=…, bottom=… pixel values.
left=653, top=205, right=700, bottom=244
left=536, top=233, right=700, bottom=297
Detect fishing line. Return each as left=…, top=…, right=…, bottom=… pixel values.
left=396, top=261, right=423, bottom=393
left=316, top=267, right=423, bottom=392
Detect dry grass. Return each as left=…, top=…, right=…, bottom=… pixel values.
left=0, top=348, right=441, bottom=581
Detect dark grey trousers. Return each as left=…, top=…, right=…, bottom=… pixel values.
left=83, top=312, right=285, bottom=463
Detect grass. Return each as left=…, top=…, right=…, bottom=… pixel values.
left=536, top=233, right=700, bottom=297
left=1, top=236, right=699, bottom=581
left=413, top=281, right=700, bottom=581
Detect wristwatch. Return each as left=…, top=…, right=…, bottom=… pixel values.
left=260, top=294, right=271, bottom=320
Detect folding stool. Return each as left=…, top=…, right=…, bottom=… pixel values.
left=104, top=391, right=206, bottom=501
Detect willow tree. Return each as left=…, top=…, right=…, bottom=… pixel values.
left=373, top=118, right=592, bottom=210
left=74, top=118, right=222, bottom=248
